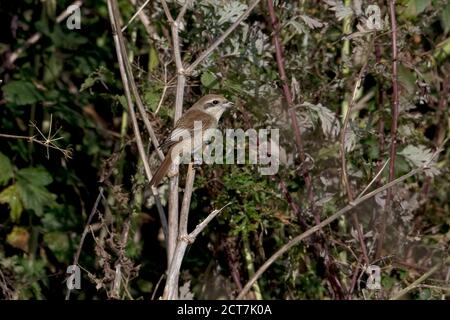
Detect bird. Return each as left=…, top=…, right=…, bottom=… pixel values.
left=150, top=94, right=233, bottom=186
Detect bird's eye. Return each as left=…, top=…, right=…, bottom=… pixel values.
left=212, top=100, right=219, bottom=105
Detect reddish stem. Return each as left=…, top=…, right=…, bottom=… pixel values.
left=376, top=0, right=399, bottom=259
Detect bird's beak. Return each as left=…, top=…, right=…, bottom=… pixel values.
left=224, top=101, right=234, bottom=109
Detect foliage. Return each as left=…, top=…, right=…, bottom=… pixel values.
left=0, top=0, right=448, bottom=300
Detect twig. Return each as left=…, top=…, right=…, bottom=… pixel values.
left=339, top=65, right=370, bottom=267
left=6, top=1, right=83, bottom=66
left=122, top=0, right=151, bottom=32
left=66, top=187, right=103, bottom=300
left=128, top=0, right=158, bottom=39
left=184, top=0, right=261, bottom=74
left=151, top=274, right=166, bottom=300
left=237, top=162, right=437, bottom=299
left=0, top=128, right=72, bottom=159
left=155, top=63, right=169, bottom=114
left=390, top=260, right=446, bottom=300
left=163, top=202, right=230, bottom=299
left=376, top=0, right=400, bottom=259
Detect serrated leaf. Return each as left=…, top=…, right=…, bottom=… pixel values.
left=217, top=2, right=248, bottom=25
left=324, top=0, right=353, bottom=21
left=16, top=180, right=56, bottom=217
left=80, top=66, right=114, bottom=92
left=286, top=20, right=308, bottom=34
left=0, top=152, right=13, bottom=186
left=399, top=145, right=440, bottom=177
left=80, top=76, right=97, bottom=92
left=300, top=15, right=324, bottom=29
left=2, top=81, right=44, bottom=106
left=0, top=184, right=23, bottom=222
left=441, top=4, right=450, bottom=33
left=401, top=0, right=431, bottom=18
left=303, top=102, right=341, bottom=138
left=16, top=167, right=53, bottom=186
left=201, top=71, right=220, bottom=89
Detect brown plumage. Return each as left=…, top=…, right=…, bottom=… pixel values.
left=150, top=94, right=233, bottom=186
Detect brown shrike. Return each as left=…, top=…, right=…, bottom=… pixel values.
left=150, top=94, right=233, bottom=186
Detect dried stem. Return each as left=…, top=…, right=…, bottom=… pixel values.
left=160, top=0, right=190, bottom=269
left=376, top=0, right=399, bottom=259
left=390, top=260, right=447, bottom=300
left=122, top=0, right=151, bottom=32
left=162, top=163, right=196, bottom=299
left=0, top=131, right=72, bottom=159
left=163, top=201, right=230, bottom=299
left=107, top=0, right=168, bottom=246
left=66, top=187, right=104, bottom=300
left=339, top=65, right=370, bottom=267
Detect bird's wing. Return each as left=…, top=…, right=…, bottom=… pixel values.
left=158, top=110, right=217, bottom=150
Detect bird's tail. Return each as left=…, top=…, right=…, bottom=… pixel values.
left=150, top=147, right=173, bottom=187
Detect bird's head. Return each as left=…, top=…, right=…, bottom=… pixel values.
left=191, top=94, right=234, bottom=120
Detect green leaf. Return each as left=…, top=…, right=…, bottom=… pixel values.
left=0, top=152, right=14, bottom=186
left=143, top=89, right=161, bottom=111
left=15, top=167, right=55, bottom=217
left=43, top=55, right=63, bottom=84
left=201, top=71, right=220, bottom=89
left=149, top=45, right=159, bottom=71
left=16, top=181, right=56, bottom=217
left=43, top=232, right=70, bottom=262
left=80, top=66, right=114, bottom=92
left=2, top=81, right=44, bottom=106
left=401, top=0, right=431, bottom=18
left=441, top=4, right=450, bottom=33
left=16, top=167, right=53, bottom=186
left=0, top=184, right=23, bottom=222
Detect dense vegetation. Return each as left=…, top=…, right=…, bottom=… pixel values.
left=0, top=0, right=449, bottom=300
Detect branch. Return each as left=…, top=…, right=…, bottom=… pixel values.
left=0, top=125, right=72, bottom=159
left=185, top=0, right=261, bottom=74
left=66, top=187, right=103, bottom=300
left=162, top=202, right=230, bottom=299
left=122, top=0, right=151, bottom=32
left=162, top=163, right=195, bottom=299
left=376, top=0, right=399, bottom=259
left=237, top=163, right=435, bottom=299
